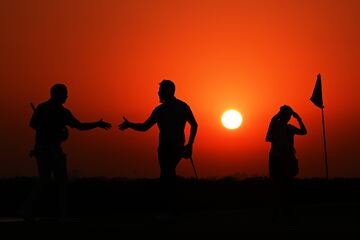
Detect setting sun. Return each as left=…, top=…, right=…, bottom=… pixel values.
left=221, top=110, right=243, bottom=130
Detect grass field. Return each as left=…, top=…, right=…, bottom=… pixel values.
left=0, top=177, right=359, bottom=235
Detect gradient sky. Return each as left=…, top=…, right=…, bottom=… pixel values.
left=1, top=0, right=359, bottom=178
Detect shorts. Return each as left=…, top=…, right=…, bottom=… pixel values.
left=33, top=144, right=68, bottom=181
left=158, top=144, right=183, bottom=180
left=269, top=148, right=298, bottom=180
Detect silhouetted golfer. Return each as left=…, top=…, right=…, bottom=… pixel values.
left=119, top=80, right=197, bottom=216
left=21, top=83, right=111, bottom=220
left=119, top=80, right=198, bottom=183
left=266, top=105, right=306, bottom=223
left=266, top=105, right=307, bottom=180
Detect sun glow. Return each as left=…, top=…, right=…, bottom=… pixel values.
left=221, top=110, right=243, bottom=129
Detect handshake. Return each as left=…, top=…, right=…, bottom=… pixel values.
left=100, top=117, right=194, bottom=159
left=95, top=117, right=130, bottom=130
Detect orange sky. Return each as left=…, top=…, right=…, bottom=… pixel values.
left=1, top=0, right=359, bottom=178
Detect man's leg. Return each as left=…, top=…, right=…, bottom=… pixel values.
left=20, top=150, right=52, bottom=220
left=53, top=148, right=68, bottom=219
left=158, top=145, right=183, bottom=216
left=158, top=147, right=177, bottom=215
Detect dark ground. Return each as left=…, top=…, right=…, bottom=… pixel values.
left=0, top=177, right=359, bottom=236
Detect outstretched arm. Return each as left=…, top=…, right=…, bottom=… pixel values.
left=118, top=110, right=157, bottom=132
left=73, top=119, right=111, bottom=131
left=292, top=112, right=307, bottom=135
left=66, top=111, right=111, bottom=130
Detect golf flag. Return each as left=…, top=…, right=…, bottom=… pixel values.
left=310, top=73, right=324, bottom=108
left=311, top=73, right=329, bottom=179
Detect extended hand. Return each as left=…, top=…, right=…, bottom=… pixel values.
left=118, top=117, right=130, bottom=131
left=98, top=119, right=112, bottom=130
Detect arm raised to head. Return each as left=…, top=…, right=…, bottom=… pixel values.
left=292, top=112, right=307, bottom=135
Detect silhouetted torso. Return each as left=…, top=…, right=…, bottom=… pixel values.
left=267, top=119, right=298, bottom=155
left=30, top=99, right=79, bottom=145
left=151, top=98, right=192, bottom=147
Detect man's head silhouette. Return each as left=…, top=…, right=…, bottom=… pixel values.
left=158, top=80, right=175, bottom=103
left=50, top=84, right=68, bottom=104
left=279, top=105, right=293, bottom=123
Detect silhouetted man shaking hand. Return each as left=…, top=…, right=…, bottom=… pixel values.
left=119, top=80, right=198, bottom=182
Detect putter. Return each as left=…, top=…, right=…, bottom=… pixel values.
left=189, top=156, right=198, bottom=179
